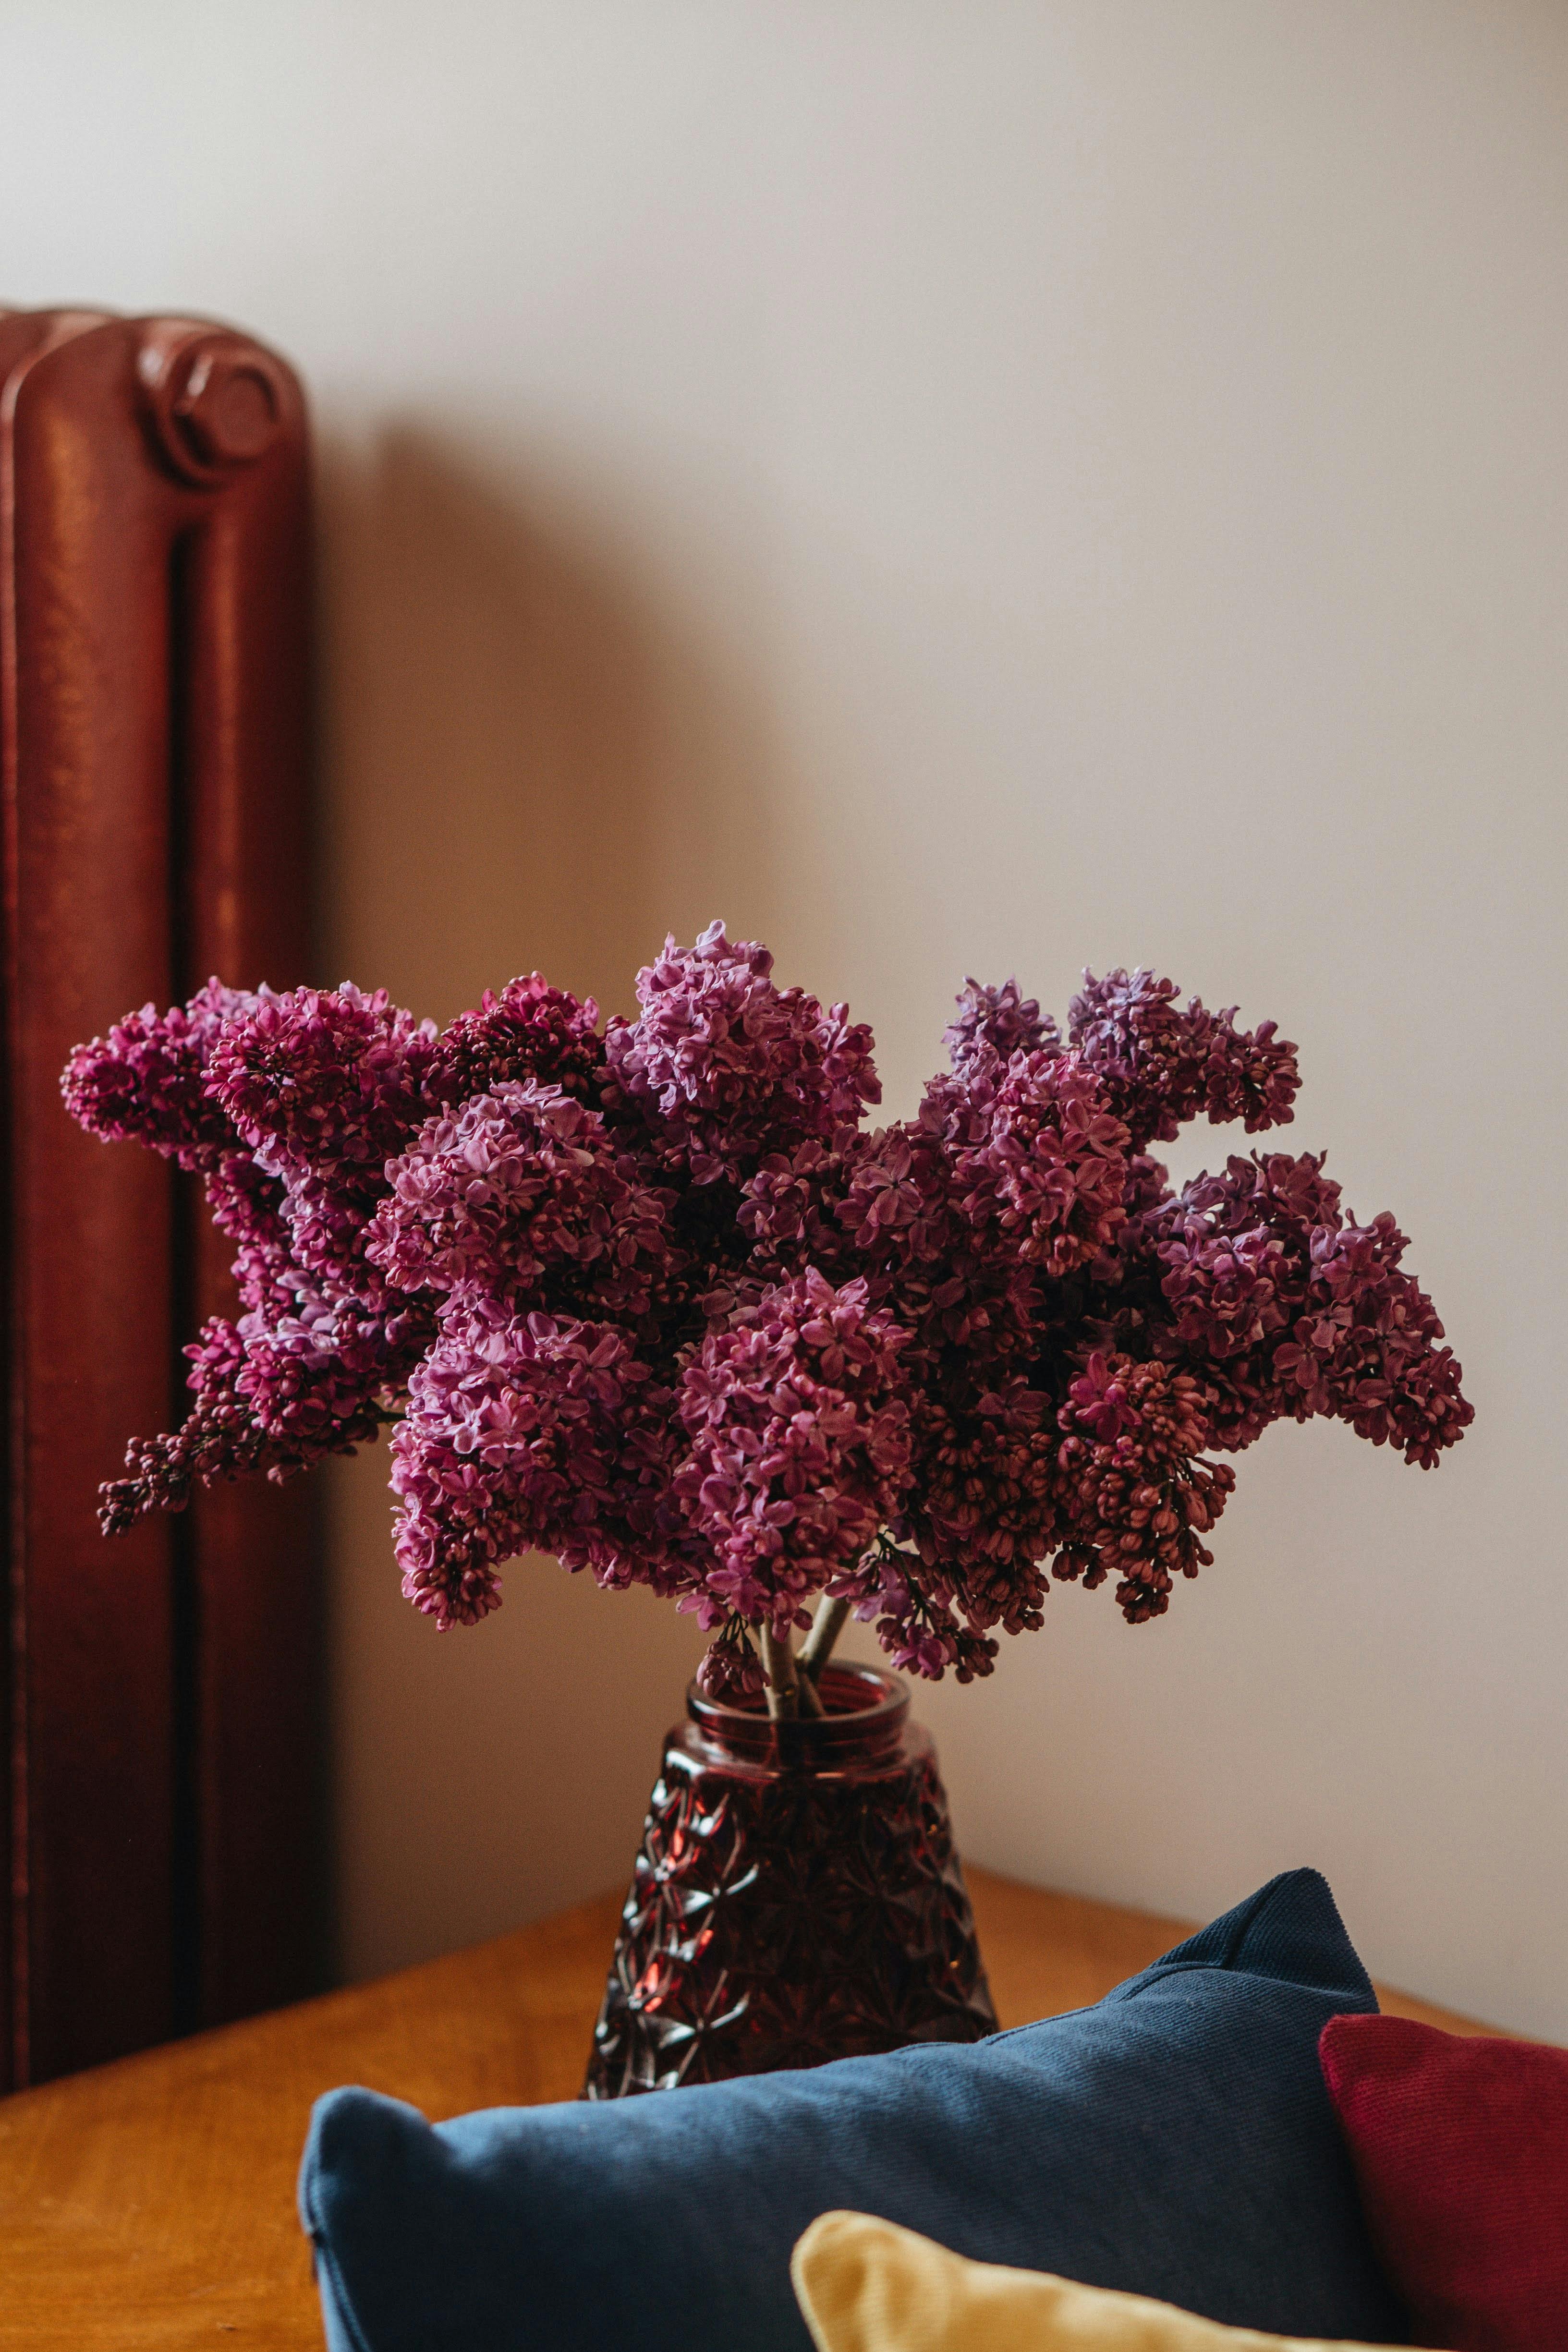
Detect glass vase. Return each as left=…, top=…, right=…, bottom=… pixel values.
left=583, top=1659, right=997, bottom=2097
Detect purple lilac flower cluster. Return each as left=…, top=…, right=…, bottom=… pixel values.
left=63, top=932, right=1472, bottom=1690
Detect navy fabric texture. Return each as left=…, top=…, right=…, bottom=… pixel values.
left=298, top=1869, right=1406, bottom=2351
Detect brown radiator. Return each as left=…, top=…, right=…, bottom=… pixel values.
left=0, top=307, right=318, bottom=2087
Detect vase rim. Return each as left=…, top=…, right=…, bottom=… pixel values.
left=685, top=1659, right=910, bottom=1759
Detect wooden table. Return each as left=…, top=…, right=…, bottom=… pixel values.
left=0, top=1868, right=1504, bottom=2349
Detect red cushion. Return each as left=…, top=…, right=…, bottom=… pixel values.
left=1319, top=2013, right=1568, bottom=2352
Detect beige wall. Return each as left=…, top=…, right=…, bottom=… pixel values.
left=4, top=1, right=1565, bottom=2037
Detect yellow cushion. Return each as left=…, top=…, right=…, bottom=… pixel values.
left=790, top=2212, right=1434, bottom=2352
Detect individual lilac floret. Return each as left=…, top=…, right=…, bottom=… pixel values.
left=944, top=976, right=1059, bottom=1075
left=367, top=1082, right=675, bottom=1323
left=61, top=977, right=269, bottom=1172
left=1069, top=968, right=1300, bottom=1149
left=673, top=1268, right=912, bottom=1637
left=604, top=921, right=880, bottom=1184
left=430, top=973, right=605, bottom=1107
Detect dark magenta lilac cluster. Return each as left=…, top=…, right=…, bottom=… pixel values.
left=62, top=924, right=1471, bottom=1688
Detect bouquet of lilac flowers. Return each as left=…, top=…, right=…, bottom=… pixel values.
left=63, top=924, right=1471, bottom=1717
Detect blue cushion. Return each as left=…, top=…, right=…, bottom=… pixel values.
left=298, top=1869, right=1406, bottom=2350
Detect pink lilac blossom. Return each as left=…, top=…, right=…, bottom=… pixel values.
left=97, top=1296, right=417, bottom=1534
left=98, top=1317, right=295, bottom=1535
left=207, top=983, right=446, bottom=1308
left=839, top=1538, right=999, bottom=1684
left=1145, top=1151, right=1471, bottom=1467
left=1069, top=967, right=1300, bottom=1149
left=738, top=1140, right=855, bottom=1278
left=829, top=1114, right=1035, bottom=1378
left=390, top=1301, right=691, bottom=1630
left=203, top=1152, right=301, bottom=1319
left=62, top=978, right=270, bottom=1172
left=431, top=973, right=605, bottom=1106
left=65, top=934, right=1471, bottom=1678
left=944, top=976, right=1059, bottom=1075
left=235, top=1294, right=431, bottom=1455
left=366, top=1082, right=676, bottom=1325
left=207, top=982, right=440, bottom=1174
left=900, top=1380, right=1059, bottom=1587
left=75, top=977, right=450, bottom=1528
left=673, top=1270, right=912, bottom=1637
left=603, top=921, right=880, bottom=1184
left=1053, top=1353, right=1236, bottom=1624
left=695, top=1616, right=767, bottom=1702
left=951, top=1051, right=1130, bottom=1278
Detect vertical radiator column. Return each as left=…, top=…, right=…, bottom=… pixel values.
left=0, top=306, right=316, bottom=2086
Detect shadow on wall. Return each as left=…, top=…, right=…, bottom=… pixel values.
left=317, top=420, right=783, bottom=1018
left=311, top=424, right=777, bottom=1983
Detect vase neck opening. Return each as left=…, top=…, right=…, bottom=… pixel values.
left=686, top=1661, right=910, bottom=1763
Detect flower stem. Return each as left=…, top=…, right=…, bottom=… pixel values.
left=759, top=1625, right=801, bottom=1720
left=798, top=1594, right=850, bottom=1686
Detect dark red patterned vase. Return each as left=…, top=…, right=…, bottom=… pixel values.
left=583, top=1661, right=997, bottom=2097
